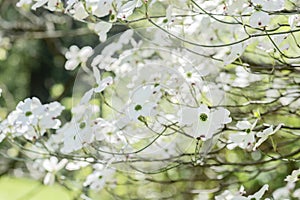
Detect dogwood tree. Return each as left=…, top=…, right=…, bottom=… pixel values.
left=0, top=0, right=300, bottom=199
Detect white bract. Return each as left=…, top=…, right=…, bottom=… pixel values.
left=224, top=43, right=247, bottom=65
left=72, top=2, right=89, bottom=20
left=93, top=21, right=112, bottom=42
left=117, top=0, right=143, bottom=19
left=93, top=118, right=116, bottom=142
left=93, top=0, right=114, bottom=18
left=251, top=0, right=285, bottom=11
left=31, top=0, right=61, bottom=11
left=249, top=11, right=270, bottom=28
left=289, top=15, right=300, bottom=29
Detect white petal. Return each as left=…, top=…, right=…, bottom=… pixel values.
left=248, top=184, right=269, bottom=199
left=94, top=76, right=113, bottom=93
left=249, top=11, right=270, bottom=28
left=236, top=121, right=251, bottom=130
left=43, top=173, right=55, bottom=185
left=117, top=0, right=141, bottom=19
left=80, top=89, right=94, bottom=104
left=79, top=46, right=93, bottom=62
left=93, top=0, right=113, bottom=18
left=43, top=159, right=52, bottom=172
left=131, top=85, right=153, bottom=104
left=93, top=67, right=101, bottom=84
left=229, top=132, right=247, bottom=143
left=56, top=159, right=68, bottom=171
left=224, top=43, right=246, bottom=65
left=212, top=107, right=232, bottom=125
left=94, top=21, right=112, bottom=42
left=65, top=59, right=80, bottom=70
left=256, top=126, right=273, bottom=138
left=73, top=2, right=89, bottom=20
left=179, top=107, right=198, bottom=125
left=65, top=45, right=79, bottom=59
left=196, top=121, right=210, bottom=139
left=32, top=0, right=47, bottom=10
left=285, top=169, right=300, bottom=183
left=254, top=124, right=283, bottom=150
left=197, top=104, right=210, bottom=115
left=47, top=0, right=59, bottom=11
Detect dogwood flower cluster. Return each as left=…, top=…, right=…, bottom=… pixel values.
left=0, top=97, right=64, bottom=140
left=228, top=120, right=283, bottom=151
left=215, top=184, right=269, bottom=200
left=1, top=31, right=293, bottom=200
left=3, top=0, right=300, bottom=199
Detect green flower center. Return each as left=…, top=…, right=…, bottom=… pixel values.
left=79, top=122, right=86, bottom=129
left=134, top=104, right=142, bottom=111
left=186, top=72, right=192, bottom=78
left=199, top=113, right=208, bottom=121
left=25, top=111, right=32, bottom=116
left=107, top=132, right=112, bottom=136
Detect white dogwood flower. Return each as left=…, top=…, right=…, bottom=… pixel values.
left=83, top=164, right=115, bottom=191
left=80, top=67, right=113, bottom=104
left=180, top=104, right=232, bottom=140
left=43, top=156, right=68, bottom=185
left=285, top=169, right=300, bottom=184
left=215, top=184, right=268, bottom=200
left=228, top=120, right=257, bottom=150
left=126, top=84, right=161, bottom=121
left=253, top=123, right=284, bottom=150
left=249, top=11, right=270, bottom=28
left=64, top=45, right=94, bottom=70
